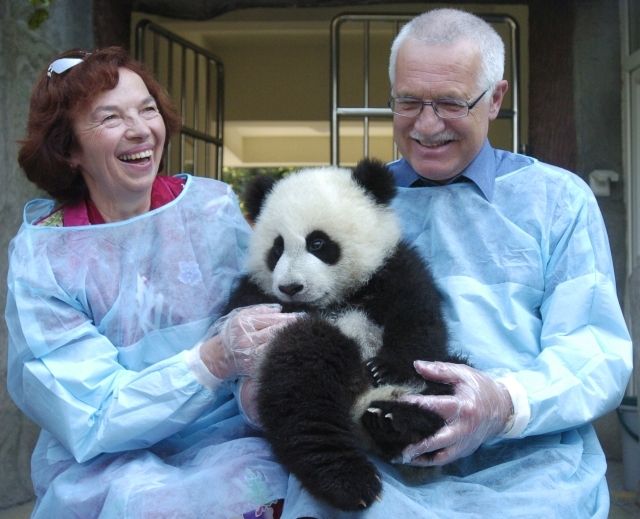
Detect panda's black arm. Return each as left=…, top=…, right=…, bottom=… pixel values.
left=358, top=242, right=461, bottom=383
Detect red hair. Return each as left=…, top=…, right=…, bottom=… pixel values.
left=18, top=46, right=181, bottom=204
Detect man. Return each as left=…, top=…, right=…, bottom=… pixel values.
left=386, top=8, right=632, bottom=518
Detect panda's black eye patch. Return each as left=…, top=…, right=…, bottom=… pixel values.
left=266, top=235, right=284, bottom=271
left=306, top=230, right=340, bottom=265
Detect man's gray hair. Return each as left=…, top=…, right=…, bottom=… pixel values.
left=389, top=9, right=505, bottom=92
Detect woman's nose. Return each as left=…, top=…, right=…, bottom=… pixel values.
left=125, top=115, right=151, bottom=138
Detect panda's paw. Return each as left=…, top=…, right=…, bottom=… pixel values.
left=362, top=400, right=445, bottom=458
left=313, top=457, right=382, bottom=510
left=362, top=402, right=400, bottom=440
left=363, top=406, right=396, bottom=434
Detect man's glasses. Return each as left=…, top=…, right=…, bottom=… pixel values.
left=389, top=89, right=488, bottom=120
left=47, top=56, right=88, bottom=78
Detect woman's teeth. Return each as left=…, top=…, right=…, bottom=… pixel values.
left=119, top=150, right=153, bottom=162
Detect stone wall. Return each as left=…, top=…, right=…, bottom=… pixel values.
left=0, top=0, right=93, bottom=509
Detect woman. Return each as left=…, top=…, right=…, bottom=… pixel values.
left=6, top=47, right=296, bottom=518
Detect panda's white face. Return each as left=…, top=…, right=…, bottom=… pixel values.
left=246, top=166, right=402, bottom=308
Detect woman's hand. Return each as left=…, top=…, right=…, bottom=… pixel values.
left=199, top=305, right=299, bottom=379
left=398, top=361, right=514, bottom=466
left=236, top=377, right=262, bottom=428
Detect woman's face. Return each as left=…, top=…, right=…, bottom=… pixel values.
left=70, top=68, right=166, bottom=217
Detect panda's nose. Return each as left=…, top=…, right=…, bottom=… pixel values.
left=279, top=283, right=303, bottom=296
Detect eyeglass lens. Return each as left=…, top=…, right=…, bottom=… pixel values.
left=47, top=57, right=85, bottom=78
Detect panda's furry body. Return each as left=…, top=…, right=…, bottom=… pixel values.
left=224, top=159, right=466, bottom=511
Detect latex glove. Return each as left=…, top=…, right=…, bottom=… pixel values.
left=200, top=305, right=299, bottom=380
left=235, top=377, right=262, bottom=429
left=398, top=360, right=513, bottom=467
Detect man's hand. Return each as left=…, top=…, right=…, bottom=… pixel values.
left=398, top=361, right=514, bottom=466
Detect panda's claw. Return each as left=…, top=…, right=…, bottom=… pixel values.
left=366, top=358, right=388, bottom=387
left=365, top=359, right=379, bottom=386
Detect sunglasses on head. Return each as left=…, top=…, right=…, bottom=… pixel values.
left=47, top=56, right=88, bottom=78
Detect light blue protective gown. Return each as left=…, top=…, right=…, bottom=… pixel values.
left=6, top=175, right=290, bottom=518
left=279, top=142, right=633, bottom=518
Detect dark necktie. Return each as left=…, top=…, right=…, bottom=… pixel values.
left=410, top=175, right=470, bottom=188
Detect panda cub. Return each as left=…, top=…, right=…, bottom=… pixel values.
left=225, top=158, right=465, bottom=511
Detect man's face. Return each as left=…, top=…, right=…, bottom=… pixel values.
left=392, top=38, right=506, bottom=181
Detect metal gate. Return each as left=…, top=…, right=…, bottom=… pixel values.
left=330, top=13, right=521, bottom=166
left=135, top=20, right=224, bottom=179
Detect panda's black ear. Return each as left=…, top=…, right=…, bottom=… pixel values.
left=352, top=158, right=396, bottom=205
left=243, top=175, right=277, bottom=223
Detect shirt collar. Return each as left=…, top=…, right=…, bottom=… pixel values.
left=388, top=140, right=496, bottom=201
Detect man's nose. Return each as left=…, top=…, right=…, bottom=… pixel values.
left=413, top=104, right=444, bottom=130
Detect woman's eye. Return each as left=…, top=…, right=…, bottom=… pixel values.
left=141, top=106, right=159, bottom=119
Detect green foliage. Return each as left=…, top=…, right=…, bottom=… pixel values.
left=223, top=166, right=296, bottom=196
left=27, top=0, right=51, bottom=30
left=223, top=166, right=298, bottom=215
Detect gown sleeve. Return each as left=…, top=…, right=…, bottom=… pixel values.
left=504, top=177, right=632, bottom=437
left=6, top=299, right=225, bottom=463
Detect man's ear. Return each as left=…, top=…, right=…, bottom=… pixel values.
left=488, top=80, right=509, bottom=121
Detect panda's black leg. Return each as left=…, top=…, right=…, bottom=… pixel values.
left=257, top=317, right=382, bottom=511
left=361, top=400, right=445, bottom=459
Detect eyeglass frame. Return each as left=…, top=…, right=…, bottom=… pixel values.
left=388, top=89, right=489, bottom=120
